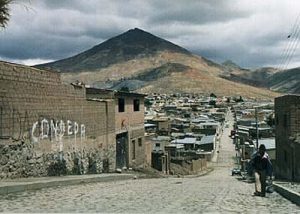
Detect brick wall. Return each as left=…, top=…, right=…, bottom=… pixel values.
left=275, top=95, right=300, bottom=181
left=115, top=95, right=145, bottom=132
left=0, top=61, right=116, bottom=178
left=115, top=94, right=145, bottom=168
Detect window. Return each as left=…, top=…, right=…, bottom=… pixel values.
left=133, top=99, right=140, bottom=111
left=118, top=98, right=125, bottom=112
left=132, top=140, right=136, bottom=160
left=138, top=137, right=142, bottom=147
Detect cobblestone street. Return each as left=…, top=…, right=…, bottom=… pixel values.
left=0, top=114, right=299, bottom=213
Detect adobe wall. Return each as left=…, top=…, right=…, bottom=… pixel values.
left=0, top=61, right=116, bottom=179
left=275, top=95, right=300, bottom=181
left=115, top=95, right=145, bottom=168
left=115, top=96, right=145, bottom=132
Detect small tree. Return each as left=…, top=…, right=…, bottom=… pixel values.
left=119, top=86, right=130, bottom=92
left=234, top=96, right=244, bottom=103
left=144, top=98, right=152, bottom=108
left=210, top=93, right=217, bottom=98
left=0, top=0, right=11, bottom=28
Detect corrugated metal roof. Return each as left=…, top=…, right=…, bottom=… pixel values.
left=199, top=135, right=215, bottom=145
left=171, top=137, right=199, bottom=144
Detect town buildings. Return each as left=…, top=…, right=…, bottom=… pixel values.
left=230, top=101, right=275, bottom=172
left=3, top=60, right=297, bottom=182
left=144, top=94, right=226, bottom=174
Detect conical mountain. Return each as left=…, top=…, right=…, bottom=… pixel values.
left=36, top=28, right=191, bottom=72
left=36, top=28, right=280, bottom=99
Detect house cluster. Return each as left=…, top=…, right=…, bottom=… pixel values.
left=230, top=101, right=276, bottom=171
left=232, top=94, right=300, bottom=183
left=144, top=93, right=230, bottom=174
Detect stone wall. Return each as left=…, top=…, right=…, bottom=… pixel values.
left=0, top=61, right=116, bottom=178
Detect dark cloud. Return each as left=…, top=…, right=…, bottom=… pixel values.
left=147, top=0, right=251, bottom=25
left=39, top=0, right=97, bottom=13
left=0, top=32, right=96, bottom=60
left=0, top=0, right=299, bottom=68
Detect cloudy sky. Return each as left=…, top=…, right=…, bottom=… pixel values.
left=0, top=0, right=300, bottom=69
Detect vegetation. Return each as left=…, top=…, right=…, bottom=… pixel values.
left=119, top=86, right=130, bottom=92
left=234, top=96, right=244, bottom=103
left=0, top=0, right=11, bottom=28
left=210, top=93, right=217, bottom=98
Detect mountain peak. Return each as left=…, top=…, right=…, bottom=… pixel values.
left=36, top=28, right=191, bottom=72
left=128, top=27, right=146, bottom=33
left=222, top=60, right=241, bottom=69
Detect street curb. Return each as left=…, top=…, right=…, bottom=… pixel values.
left=273, top=182, right=300, bottom=206
left=0, top=174, right=134, bottom=195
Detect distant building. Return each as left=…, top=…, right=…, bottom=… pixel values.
left=199, top=135, right=216, bottom=151
left=275, top=95, right=300, bottom=181
left=192, top=122, right=220, bottom=136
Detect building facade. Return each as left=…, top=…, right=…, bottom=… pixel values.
left=86, top=89, right=146, bottom=170
left=0, top=61, right=145, bottom=178
left=275, top=95, right=300, bottom=181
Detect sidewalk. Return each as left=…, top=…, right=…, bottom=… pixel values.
left=0, top=173, right=136, bottom=195
left=273, top=181, right=300, bottom=206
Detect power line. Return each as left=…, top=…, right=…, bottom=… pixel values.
left=283, top=21, right=300, bottom=70
left=278, top=12, right=300, bottom=71
left=278, top=13, right=300, bottom=70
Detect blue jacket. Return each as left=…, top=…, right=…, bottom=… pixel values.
left=249, top=151, right=273, bottom=176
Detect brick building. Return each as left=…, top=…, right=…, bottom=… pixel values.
left=275, top=95, right=300, bottom=181
left=0, top=61, right=145, bottom=178
left=86, top=88, right=146, bottom=169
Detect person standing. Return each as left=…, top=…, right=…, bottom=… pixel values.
left=251, top=144, right=273, bottom=197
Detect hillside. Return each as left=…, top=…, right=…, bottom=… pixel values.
left=268, top=68, right=300, bottom=93
left=220, top=66, right=279, bottom=88
left=220, top=63, right=300, bottom=94
left=36, top=28, right=280, bottom=99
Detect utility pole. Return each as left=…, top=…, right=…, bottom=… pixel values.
left=255, top=107, right=259, bottom=149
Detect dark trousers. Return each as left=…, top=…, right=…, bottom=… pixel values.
left=255, top=170, right=266, bottom=195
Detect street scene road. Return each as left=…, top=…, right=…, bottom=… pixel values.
left=0, top=113, right=299, bottom=213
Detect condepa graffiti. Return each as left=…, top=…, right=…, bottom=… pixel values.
left=31, top=119, right=86, bottom=143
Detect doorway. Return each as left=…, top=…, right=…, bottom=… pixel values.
left=116, top=132, right=128, bottom=169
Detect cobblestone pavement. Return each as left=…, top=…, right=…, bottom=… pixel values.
left=0, top=113, right=299, bottom=213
